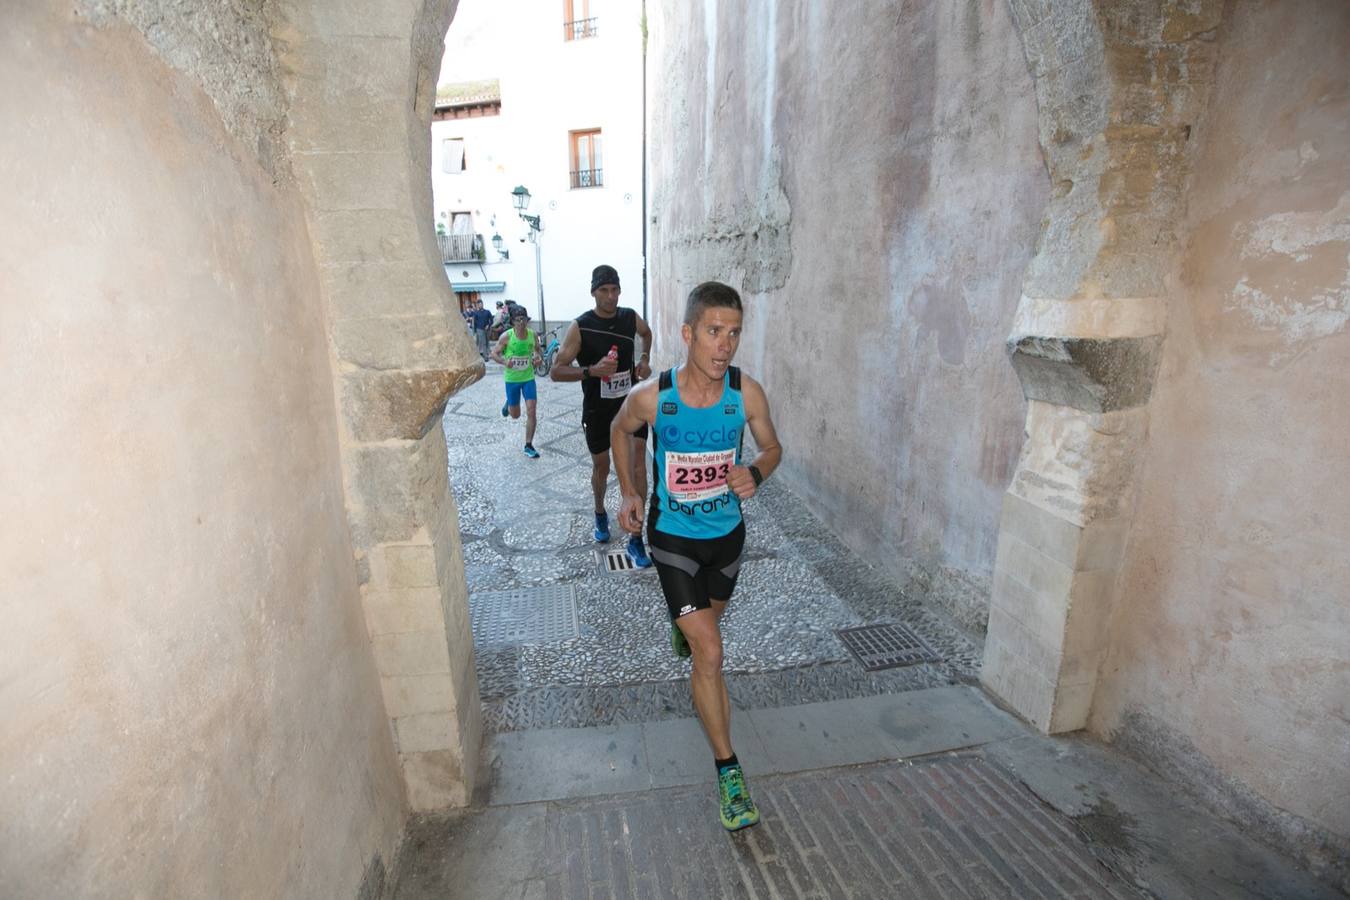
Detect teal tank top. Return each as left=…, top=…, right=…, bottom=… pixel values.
left=650, top=366, right=746, bottom=539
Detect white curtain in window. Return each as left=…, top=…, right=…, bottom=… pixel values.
left=441, top=138, right=465, bottom=173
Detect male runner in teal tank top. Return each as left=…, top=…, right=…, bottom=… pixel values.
left=611, top=281, right=782, bottom=832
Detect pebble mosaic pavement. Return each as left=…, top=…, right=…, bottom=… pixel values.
left=445, top=366, right=984, bottom=733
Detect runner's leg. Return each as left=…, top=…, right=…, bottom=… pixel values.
left=709, top=598, right=730, bottom=734
left=590, top=450, right=610, bottom=514
left=676, top=608, right=733, bottom=759
left=524, top=398, right=537, bottom=445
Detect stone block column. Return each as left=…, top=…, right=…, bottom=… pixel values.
left=273, top=0, right=485, bottom=808
left=983, top=300, right=1161, bottom=731
left=983, top=0, right=1219, bottom=732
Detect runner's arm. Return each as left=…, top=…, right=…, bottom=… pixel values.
left=488, top=331, right=510, bottom=366
left=613, top=381, right=658, bottom=533
left=726, top=375, right=782, bottom=500
left=549, top=323, right=584, bottom=382
left=634, top=314, right=654, bottom=380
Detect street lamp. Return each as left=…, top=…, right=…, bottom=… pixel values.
left=490, top=232, right=508, bottom=260
left=511, top=184, right=545, bottom=327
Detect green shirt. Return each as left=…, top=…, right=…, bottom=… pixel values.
left=502, top=327, right=537, bottom=383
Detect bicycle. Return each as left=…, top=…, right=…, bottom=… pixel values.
left=534, top=324, right=565, bottom=378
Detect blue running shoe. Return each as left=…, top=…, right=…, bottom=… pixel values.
left=593, top=512, right=610, bottom=543
left=523, top=444, right=540, bottom=458
left=626, top=534, right=652, bottom=568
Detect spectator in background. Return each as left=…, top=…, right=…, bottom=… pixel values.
left=471, top=299, right=493, bottom=359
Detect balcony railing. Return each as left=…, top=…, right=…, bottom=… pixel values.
left=570, top=168, right=603, bottom=189
left=563, top=17, right=598, bottom=41
left=437, top=232, right=483, bottom=263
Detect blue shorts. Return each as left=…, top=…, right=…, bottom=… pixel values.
left=504, top=379, right=537, bottom=408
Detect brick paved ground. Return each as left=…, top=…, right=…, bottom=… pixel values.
left=395, top=754, right=1141, bottom=899
left=542, top=756, right=1135, bottom=900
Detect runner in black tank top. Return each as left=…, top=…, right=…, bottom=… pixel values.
left=550, top=265, right=654, bottom=565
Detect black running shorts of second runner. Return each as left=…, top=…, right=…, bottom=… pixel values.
left=646, top=521, right=746, bottom=619
left=581, top=398, right=649, bottom=456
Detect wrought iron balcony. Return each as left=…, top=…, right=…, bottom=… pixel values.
left=563, top=17, right=598, bottom=41
left=569, top=168, right=603, bottom=189
left=437, top=233, right=484, bottom=263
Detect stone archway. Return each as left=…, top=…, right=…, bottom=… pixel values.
left=275, top=0, right=486, bottom=809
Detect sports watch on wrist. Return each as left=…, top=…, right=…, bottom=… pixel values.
left=581, top=365, right=590, bottom=379
left=749, top=465, right=764, bottom=487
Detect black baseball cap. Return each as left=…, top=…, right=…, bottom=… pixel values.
left=590, top=265, right=620, bottom=292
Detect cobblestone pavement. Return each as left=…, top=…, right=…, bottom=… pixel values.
left=444, top=366, right=983, bottom=732
left=394, top=753, right=1141, bottom=899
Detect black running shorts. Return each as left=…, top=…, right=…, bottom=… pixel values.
left=581, top=399, right=648, bottom=456
left=646, top=521, right=746, bottom=619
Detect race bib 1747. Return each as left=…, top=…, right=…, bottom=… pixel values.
left=599, top=369, right=632, bottom=399
left=665, top=448, right=736, bottom=502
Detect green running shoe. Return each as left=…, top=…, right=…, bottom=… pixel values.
left=717, top=764, right=760, bottom=831
left=671, top=620, right=691, bottom=659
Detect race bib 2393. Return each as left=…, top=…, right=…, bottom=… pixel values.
left=665, top=448, right=735, bottom=502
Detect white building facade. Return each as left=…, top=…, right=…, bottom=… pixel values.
left=432, top=0, right=646, bottom=335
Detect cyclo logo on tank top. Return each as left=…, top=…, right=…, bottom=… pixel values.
left=659, top=424, right=740, bottom=446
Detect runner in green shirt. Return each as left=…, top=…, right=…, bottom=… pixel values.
left=491, top=308, right=543, bottom=458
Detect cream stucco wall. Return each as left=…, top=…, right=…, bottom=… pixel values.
left=1092, top=2, right=1350, bottom=882
left=0, top=5, right=405, bottom=896
left=647, top=0, right=1047, bottom=631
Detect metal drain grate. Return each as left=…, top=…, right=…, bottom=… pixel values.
left=469, top=584, right=578, bottom=647
left=836, top=623, right=940, bottom=671
left=597, top=548, right=655, bottom=576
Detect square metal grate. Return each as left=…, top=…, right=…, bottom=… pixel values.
left=836, top=623, right=941, bottom=671
left=469, top=584, right=578, bottom=647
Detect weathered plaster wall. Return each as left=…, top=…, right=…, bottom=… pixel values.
left=1092, top=3, right=1350, bottom=886
left=648, top=0, right=1048, bottom=631
left=0, top=4, right=404, bottom=896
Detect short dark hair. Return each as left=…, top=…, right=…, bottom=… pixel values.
left=683, top=281, right=743, bottom=325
